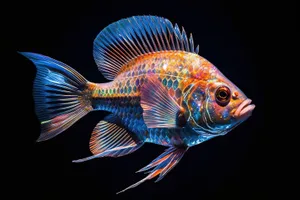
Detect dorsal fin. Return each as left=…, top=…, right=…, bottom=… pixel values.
left=93, top=15, right=199, bottom=80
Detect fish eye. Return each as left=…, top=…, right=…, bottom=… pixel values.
left=215, top=86, right=231, bottom=106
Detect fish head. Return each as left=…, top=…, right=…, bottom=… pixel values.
left=184, top=67, right=255, bottom=135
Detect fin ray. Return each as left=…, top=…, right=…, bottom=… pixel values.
left=93, top=15, right=199, bottom=80
left=72, top=114, right=143, bottom=162
left=140, top=75, right=182, bottom=128
left=117, top=147, right=187, bottom=194
left=19, top=52, right=92, bottom=142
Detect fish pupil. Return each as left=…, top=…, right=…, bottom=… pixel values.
left=219, top=91, right=227, bottom=99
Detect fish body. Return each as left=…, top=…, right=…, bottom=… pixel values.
left=89, top=51, right=216, bottom=147
left=21, top=16, right=255, bottom=193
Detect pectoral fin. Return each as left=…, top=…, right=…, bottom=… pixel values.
left=140, top=75, right=184, bottom=128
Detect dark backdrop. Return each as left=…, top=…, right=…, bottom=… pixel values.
left=7, top=0, right=272, bottom=199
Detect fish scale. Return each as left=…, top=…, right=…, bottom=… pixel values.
left=89, top=51, right=208, bottom=146
left=91, top=95, right=198, bottom=146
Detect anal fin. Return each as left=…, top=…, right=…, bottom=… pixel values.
left=73, top=114, right=143, bottom=163
left=117, top=146, right=187, bottom=194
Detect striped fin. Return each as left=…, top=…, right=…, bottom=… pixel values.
left=140, top=75, right=183, bottom=128
left=19, top=52, right=92, bottom=142
left=73, top=114, right=143, bottom=163
left=117, top=147, right=187, bottom=194
left=93, top=15, right=199, bottom=80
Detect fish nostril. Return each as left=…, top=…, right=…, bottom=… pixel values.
left=232, top=92, right=239, bottom=100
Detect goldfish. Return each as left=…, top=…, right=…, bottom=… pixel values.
left=20, top=15, right=255, bottom=193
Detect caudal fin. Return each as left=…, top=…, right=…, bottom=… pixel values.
left=20, top=52, right=93, bottom=142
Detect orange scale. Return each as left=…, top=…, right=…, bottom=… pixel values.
left=169, top=88, right=175, bottom=97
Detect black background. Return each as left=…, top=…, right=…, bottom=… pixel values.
left=5, top=0, right=279, bottom=199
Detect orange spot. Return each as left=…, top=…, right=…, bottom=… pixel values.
left=169, top=88, right=175, bottom=97
left=87, top=82, right=97, bottom=90
left=149, top=169, right=163, bottom=179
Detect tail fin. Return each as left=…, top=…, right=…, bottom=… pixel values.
left=20, top=52, right=93, bottom=142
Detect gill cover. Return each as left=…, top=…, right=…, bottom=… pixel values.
left=181, top=81, right=209, bottom=131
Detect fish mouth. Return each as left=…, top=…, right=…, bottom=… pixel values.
left=233, top=99, right=255, bottom=120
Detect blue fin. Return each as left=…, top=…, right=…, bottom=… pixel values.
left=72, top=114, right=144, bottom=163
left=19, top=52, right=92, bottom=142
left=117, top=147, right=187, bottom=194
left=140, top=75, right=183, bottom=128
left=93, top=15, right=199, bottom=80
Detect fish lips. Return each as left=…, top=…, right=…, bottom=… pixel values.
left=233, top=99, right=255, bottom=120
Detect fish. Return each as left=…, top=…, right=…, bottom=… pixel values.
left=20, top=15, right=255, bottom=193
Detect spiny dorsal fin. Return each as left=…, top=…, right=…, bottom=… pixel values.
left=93, top=15, right=199, bottom=80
